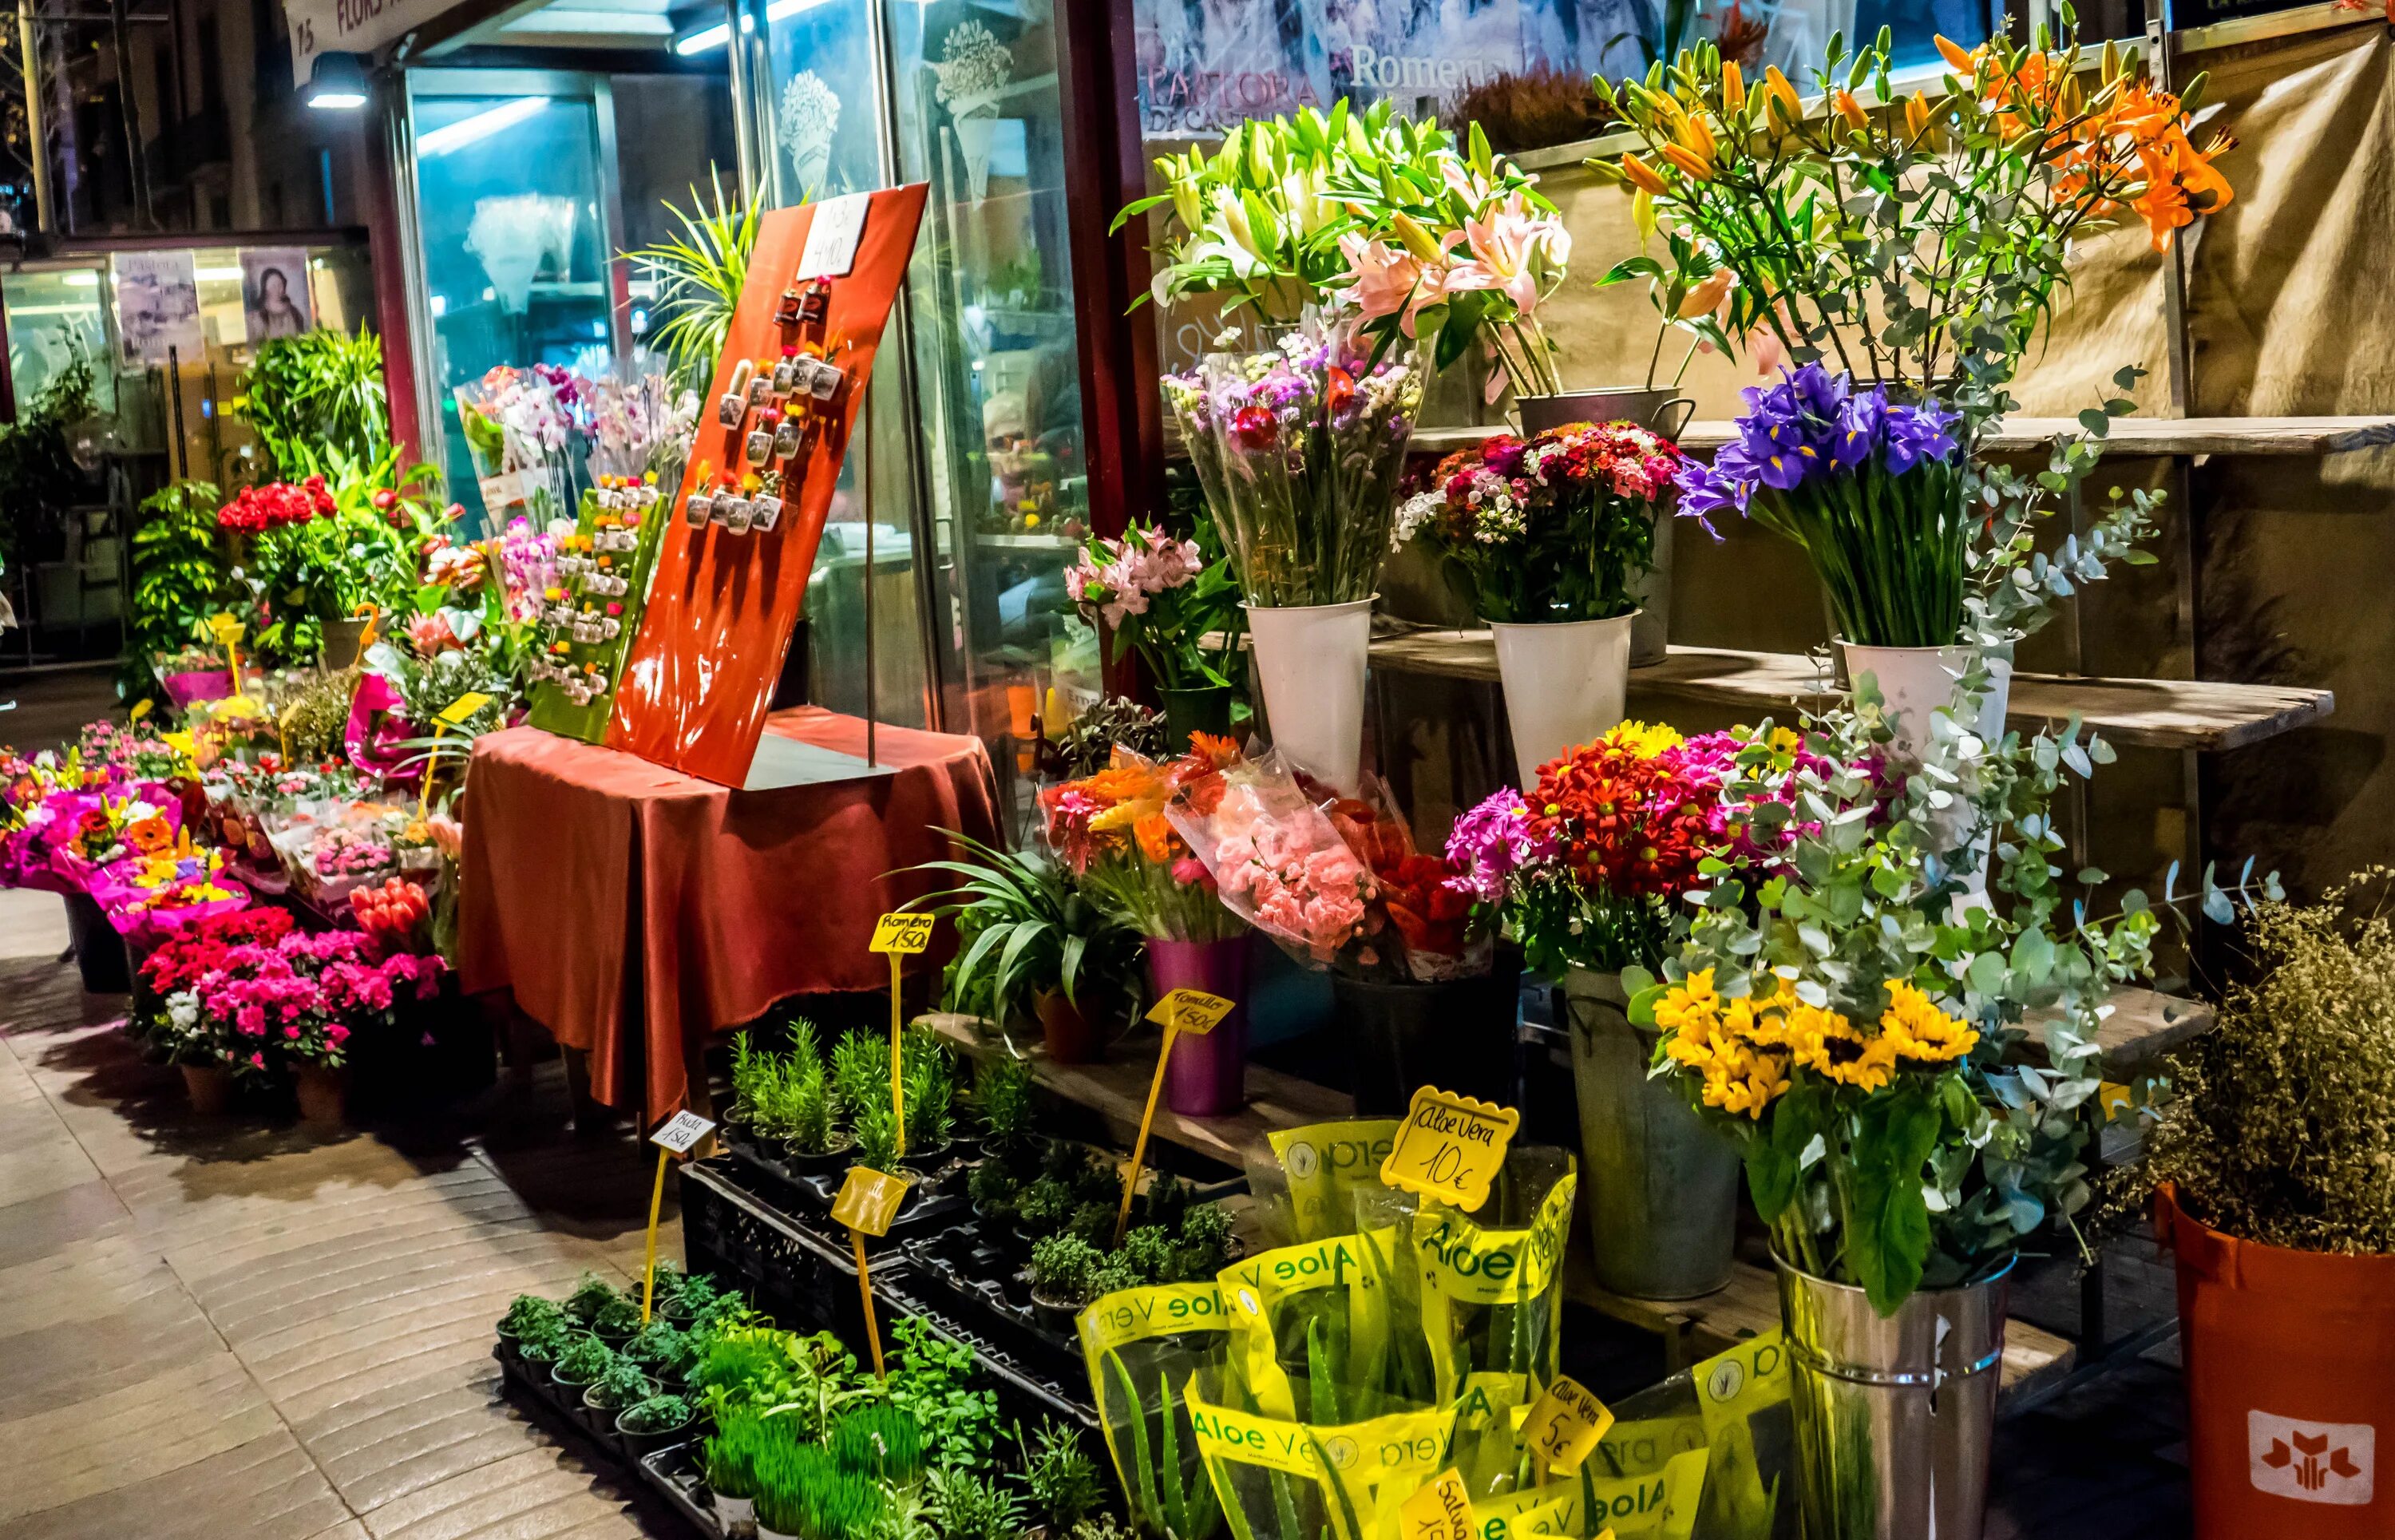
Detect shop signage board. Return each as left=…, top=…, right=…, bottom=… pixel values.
left=604, top=185, right=928, bottom=787
left=284, top=0, right=454, bottom=94
left=1114, top=988, right=1237, bottom=1244
left=833, top=1164, right=909, bottom=1375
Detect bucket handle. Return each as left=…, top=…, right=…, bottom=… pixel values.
left=1649, top=396, right=1697, bottom=441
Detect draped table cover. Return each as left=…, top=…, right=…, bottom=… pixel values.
left=458, top=707, right=1000, bottom=1126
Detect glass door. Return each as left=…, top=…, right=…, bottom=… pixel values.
left=404, top=69, right=627, bottom=532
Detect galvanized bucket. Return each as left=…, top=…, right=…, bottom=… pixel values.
left=1778, top=1254, right=2013, bottom=1540
left=1563, top=968, right=1738, bottom=1299
left=1515, top=388, right=1696, bottom=668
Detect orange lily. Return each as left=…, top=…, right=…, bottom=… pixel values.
left=1833, top=90, right=1870, bottom=133
left=1905, top=90, right=1930, bottom=138
left=1619, top=154, right=1670, bottom=196
left=1934, top=34, right=1977, bottom=77
left=1659, top=144, right=1715, bottom=181
left=1763, top=66, right=1803, bottom=125
left=1722, top=61, right=1746, bottom=112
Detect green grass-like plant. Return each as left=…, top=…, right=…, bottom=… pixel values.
left=829, top=1403, right=925, bottom=1484
left=923, top=1463, right=1028, bottom=1540
left=976, top=1055, right=1036, bottom=1154
left=1015, top=1418, right=1103, bottom=1530
left=624, top=167, right=762, bottom=394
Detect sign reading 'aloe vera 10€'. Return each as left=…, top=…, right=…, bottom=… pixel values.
left=1380, top=1087, right=1521, bottom=1213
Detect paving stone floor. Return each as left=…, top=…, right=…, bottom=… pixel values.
left=0, top=879, right=2199, bottom=1538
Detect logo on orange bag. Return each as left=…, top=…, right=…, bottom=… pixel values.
left=2250, top=1410, right=2373, bottom=1505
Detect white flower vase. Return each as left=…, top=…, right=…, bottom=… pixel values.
left=1839, top=640, right=2014, bottom=893
left=1246, top=597, right=1375, bottom=795
left=952, top=107, right=999, bottom=201
left=1490, top=613, right=1637, bottom=790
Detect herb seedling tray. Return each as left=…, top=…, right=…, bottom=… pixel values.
left=901, top=1221, right=1085, bottom=1384
left=678, top=1158, right=914, bottom=1340
left=873, top=1263, right=1102, bottom=1430
left=718, top=1123, right=975, bottom=1248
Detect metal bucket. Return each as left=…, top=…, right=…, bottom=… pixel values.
left=1778, top=1254, right=2013, bottom=1540
left=1563, top=968, right=1737, bottom=1299
left=1514, top=388, right=1695, bottom=667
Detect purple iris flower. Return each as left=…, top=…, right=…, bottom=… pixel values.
left=1673, top=457, right=1748, bottom=536
left=1786, top=361, right=1850, bottom=423
left=1831, top=386, right=1888, bottom=468
left=1882, top=400, right=1959, bottom=473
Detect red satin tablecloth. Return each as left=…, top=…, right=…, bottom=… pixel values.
left=457, top=707, right=1000, bottom=1125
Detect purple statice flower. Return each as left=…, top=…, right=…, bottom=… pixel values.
left=1442, top=787, right=1556, bottom=903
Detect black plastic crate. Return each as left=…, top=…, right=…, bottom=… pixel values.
left=718, top=1124, right=975, bottom=1247
left=901, top=1222, right=1089, bottom=1391
left=875, top=1265, right=1101, bottom=1431
left=679, top=1158, right=912, bottom=1342
left=639, top=1441, right=724, bottom=1538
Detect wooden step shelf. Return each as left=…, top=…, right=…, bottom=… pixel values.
left=921, top=1009, right=2084, bottom=1408
left=2025, top=987, right=2214, bottom=1078
left=1409, top=414, right=2395, bottom=458
left=1368, top=626, right=2334, bottom=753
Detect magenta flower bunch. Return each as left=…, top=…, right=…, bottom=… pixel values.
left=184, top=928, right=446, bottom=1073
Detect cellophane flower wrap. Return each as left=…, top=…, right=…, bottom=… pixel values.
left=1165, top=314, right=1421, bottom=607
left=1675, top=363, right=1966, bottom=648
left=1039, top=738, right=1248, bottom=944
left=1395, top=420, right=1684, bottom=623
left=1166, top=746, right=1486, bottom=980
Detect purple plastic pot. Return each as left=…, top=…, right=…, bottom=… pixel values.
left=1145, top=934, right=1253, bottom=1118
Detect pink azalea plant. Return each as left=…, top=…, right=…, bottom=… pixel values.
left=184, top=928, right=446, bottom=1073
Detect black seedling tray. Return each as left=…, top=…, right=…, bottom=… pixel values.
left=874, top=1263, right=1101, bottom=1430
left=901, top=1222, right=1085, bottom=1385
left=639, top=1442, right=724, bottom=1539
left=718, top=1123, right=975, bottom=1247
left=678, top=1158, right=914, bottom=1341
left=497, top=1344, right=717, bottom=1538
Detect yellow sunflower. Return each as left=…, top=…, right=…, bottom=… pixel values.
left=1878, top=980, right=1980, bottom=1064
left=1789, top=1004, right=1898, bottom=1092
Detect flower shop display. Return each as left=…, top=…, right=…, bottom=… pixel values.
left=906, top=830, right=1147, bottom=1065
left=2146, top=873, right=2395, bottom=1537
left=1062, top=525, right=1243, bottom=750
left=1630, top=696, right=2271, bottom=1539
left=525, top=475, right=668, bottom=738
left=1449, top=721, right=1750, bottom=1297
left=1399, top=422, right=1684, bottom=785
left=1040, top=738, right=1253, bottom=1114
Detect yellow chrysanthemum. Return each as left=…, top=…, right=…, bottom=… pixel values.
left=1604, top=719, right=1684, bottom=759
left=1878, top=980, right=1980, bottom=1064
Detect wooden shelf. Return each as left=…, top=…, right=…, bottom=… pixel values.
left=1368, top=627, right=2334, bottom=753
left=1408, top=414, right=2395, bottom=458
left=1566, top=1256, right=2077, bottom=1409
left=2024, top=986, right=2214, bottom=1078
left=924, top=1009, right=2088, bottom=1407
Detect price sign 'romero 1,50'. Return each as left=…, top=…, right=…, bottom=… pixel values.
left=1380, top=1086, right=1521, bottom=1213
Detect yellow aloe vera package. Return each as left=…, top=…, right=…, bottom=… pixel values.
left=1079, top=1281, right=1237, bottom=1540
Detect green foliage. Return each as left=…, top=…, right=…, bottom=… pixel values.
left=1104, top=1352, right=1222, bottom=1540
left=500, top=1293, right=566, bottom=1340
left=967, top=1159, right=1020, bottom=1220
left=564, top=1272, right=621, bottom=1323
left=1015, top=1419, right=1102, bottom=1529
left=624, top=1320, right=700, bottom=1380
left=121, top=479, right=230, bottom=699
left=586, top=1291, right=643, bottom=1339
left=0, top=351, right=97, bottom=570
left=1030, top=1233, right=1101, bottom=1303
left=705, top=1409, right=792, bottom=1498
left=924, top=1463, right=1028, bottom=1540
left=853, top=1096, right=901, bottom=1173
left=975, top=1055, right=1037, bottom=1154
left=905, top=1048, right=956, bottom=1150
left=829, top=1404, right=926, bottom=1484
left=585, top=1357, right=655, bottom=1410
left=236, top=328, right=389, bottom=478
left=875, top=1316, right=1000, bottom=1471
left=619, top=1392, right=694, bottom=1432
left=626, top=167, right=762, bottom=394
left=552, top=1335, right=618, bottom=1385
left=905, top=829, right=1147, bottom=1037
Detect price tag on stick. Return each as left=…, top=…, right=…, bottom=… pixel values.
left=870, top=913, right=932, bottom=1156
left=1114, top=988, right=1235, bottom=1245
left=640, top=1112, right=715, bottom=1323
left=833, top=1165, right=911, bottom=1376
left=1399, top=1469, right=1475, bottom=1540
left=1380, top=1086, right=1521, bottom=1213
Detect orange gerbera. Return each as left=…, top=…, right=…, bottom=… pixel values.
left=1134, top=812, right=1182, bottom=864
left=125, top=814, right=172, bottom=855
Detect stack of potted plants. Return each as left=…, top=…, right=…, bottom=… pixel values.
left=723, top=1021, right=964, bottom=1227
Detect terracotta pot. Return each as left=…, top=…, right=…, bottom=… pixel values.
left=180, top=1062, right=234, bottom=1115
left=1035, top=988, right=1099, bottom=1065
left=294, top=1063, right=349, bottom=1129
left=2161, top=1185, right=2395, bottom=1534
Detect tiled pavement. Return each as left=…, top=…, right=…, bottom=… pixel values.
left=0, top=879, right=2197, bottom=1538
left=0, top=888, right=682, bottom=1540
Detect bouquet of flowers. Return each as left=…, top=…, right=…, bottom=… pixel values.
left=457, top=365, right=575, bottom=525
left=1397, top=422, right=1685, bottom=623
left=1592, top=26, right=2234, bottom=409
left=1041, top=740, right=1246, bottom=944
left=1063, top=525, right=1241, bottom=691
left=1166, top=746, right=1487, bottom=980
left=1633, top=703, right=2274, bottom=1315
left=1162, top=316, right=1421, bottom=607
left=1675, top=363, right=1969, bottom=649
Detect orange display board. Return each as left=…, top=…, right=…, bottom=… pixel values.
left=606, top=184, right=928, bottom=786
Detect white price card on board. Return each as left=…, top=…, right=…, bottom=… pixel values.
left=796, top=192, right=872, bottom=281
left=650, top=1110, right=717, bottom=1154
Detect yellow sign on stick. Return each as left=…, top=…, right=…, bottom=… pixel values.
left=1143, top=988, right=1236, bottom=1036
left=869, top=913, right=928, bottom=1157
left=1522, top=1374, right=1615, bottom=1473
left=640, top=1110, right=715, bottom=1324
left=437, top=691, right=494, bottom=727
left=870, top=912, right=936, bottom=953
left=1399, top=1469, right=1475, bottom=1540
left=1380, top=1087, right=1521, bottom=1213
left=834, top=1164, right=910, bottom=1376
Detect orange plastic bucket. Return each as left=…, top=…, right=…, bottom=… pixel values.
left=2160, top=1185, right=2395, bottom=1534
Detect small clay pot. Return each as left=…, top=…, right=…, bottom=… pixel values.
left=181, top=1062, right=234, bottom=1115
left=1035, top=989, right=1100, bottom=1064
left=294, top=1063, right=348, bottom=1130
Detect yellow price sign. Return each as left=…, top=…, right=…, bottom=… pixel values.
left=1521, top=1375, right=1614, bottom=1473
left=1399, top=1469, right=1474, bottom=1540
left=205, top=612, right=244, bottom=645
left=127, top=698, right=153, bottom=723
left=1144, top=988, right=1236, bottom=1037
left=1380, top=1087, right=1521, bottom=1213
left=436, top=691, right=494, bottom=727
left=870, top=912, right=936, bottom=954
left=830, top=1165, right=912, bottom=1237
